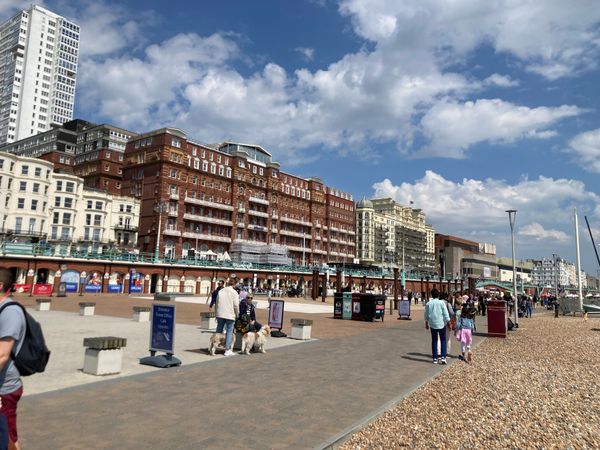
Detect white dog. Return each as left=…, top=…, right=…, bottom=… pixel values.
left=208, top=332, right=229, bottom=356
left=241, top=325, right=271, bottom=355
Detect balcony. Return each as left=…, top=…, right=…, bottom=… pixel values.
left=168, top=209, right=179, bottom=217
left=163, top=228, right=181, bottom=237
left=182, top=231, right=231, bottom=243
left=182, top=213, right=233, bottom=226
left=113, top=224, right=138, bottom=232
left=169, top=192, right=179, bottom=200
left=183, top=196, right=234, bottom=211
left=314, top=249, right=327, bottom=255
left=280, top=229, right=308, bottom=239
left=248, top=209, right=269, bottom=218
left=287, top=245, right=309, bottom=252
left=280, top=216, right=312, bottom=226
left=249, top=195, right=269, bottom=206
left=248, top=224, right=267, bottom=232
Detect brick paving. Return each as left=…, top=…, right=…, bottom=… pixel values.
left=13, top=292, right=484, bottom=450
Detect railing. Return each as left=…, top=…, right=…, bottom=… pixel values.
left=0, top=242, right=499, bottom=282
left=183, top=196, right=234, bottom=211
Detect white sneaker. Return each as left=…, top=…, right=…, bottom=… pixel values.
left=223, top=350, right=234, bottom=356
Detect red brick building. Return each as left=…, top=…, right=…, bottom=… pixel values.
left=122, top=128, right=355, bottom=265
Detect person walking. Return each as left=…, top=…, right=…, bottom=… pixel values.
left=456, top=305, right=476, bottom=362
left=525, top=297, right=533, bottom=318
left=215, top=279, right=240, bottom=356
left=208, top=280, right=224, bottom=310
left=425, top=288, right=450, bottom=364
left=0, top=268, right=26, bottom=450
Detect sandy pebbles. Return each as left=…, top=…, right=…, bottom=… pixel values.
left=341, top=314, right=600, bottom=449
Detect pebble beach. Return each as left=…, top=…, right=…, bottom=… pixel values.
left=341, top=313, right=600, bottom=449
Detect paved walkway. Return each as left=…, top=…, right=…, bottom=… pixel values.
left=16, top=297, right=487, bottom=450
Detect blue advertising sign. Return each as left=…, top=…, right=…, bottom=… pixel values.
left=85, top=284, right=102, bottom=293
left=60, top=270, right=80, bottom=292
left=108, top=284, right=122, bottom=293
left=129, top=272, right=144, bottom=293
left=150, top=304, right=176, bottom=354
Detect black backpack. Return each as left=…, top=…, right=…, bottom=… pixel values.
left=0, top=302, right=50, bottom=376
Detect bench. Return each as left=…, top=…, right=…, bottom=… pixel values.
left=82, top=336, right=127, bottom=375
left=36, top=298, right=52, bottom=312
left=79, top=302, right=96, bottom=316
left=290, top=318, right=313, bottom=340
left=154, top=293, right=194, bottom=301
left=200, top=311, right=216, bottom=330
left=132, top=306, right=151, bottom=322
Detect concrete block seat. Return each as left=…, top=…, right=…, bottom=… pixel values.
left=82, top=336, right=127, bottom=376
left=36, top=298, right=52, bottom=311
left=132, top=306, right=151, bottom=322
left=79, top=302, right=96, bottom=316
left=290, top=318, right=313, bottom=340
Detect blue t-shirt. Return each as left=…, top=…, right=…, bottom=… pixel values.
left=0, top=298, right=26, bottom=395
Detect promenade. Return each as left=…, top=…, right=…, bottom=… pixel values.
left=13, top=294, right=486, bottom=449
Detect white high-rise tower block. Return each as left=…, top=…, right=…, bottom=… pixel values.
left=0, top=5, right=79, bottom=145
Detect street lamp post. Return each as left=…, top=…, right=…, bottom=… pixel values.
left=154, top=199, right=169, bottom=262
left=553, top=253, right=559, bottom=298
left=506, top=209, right=518, bottom=327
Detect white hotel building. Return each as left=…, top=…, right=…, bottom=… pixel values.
left=0, top=152, right=140, bottom=252
left=0, top=5, right=79, bottom=144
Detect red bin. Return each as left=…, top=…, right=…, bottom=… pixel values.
left=487, top=300, right=507, bottom=338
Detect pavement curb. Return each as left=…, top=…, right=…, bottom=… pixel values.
left=315, top=336, right=488, bottom=450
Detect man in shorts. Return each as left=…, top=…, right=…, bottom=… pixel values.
left=0, top=268, right=25, bottom=450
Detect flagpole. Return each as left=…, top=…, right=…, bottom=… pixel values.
left=574, top=208, right=584, bottom=312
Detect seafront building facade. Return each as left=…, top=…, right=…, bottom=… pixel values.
left=0, top=152, right=139, bottom=252
left=0, top=5, right=79, bottom=145
left=355, top=198, right=435, bottom=273
left=532, top=257, right=587, bottom=289
left=122, top=128, right=356, bottom=265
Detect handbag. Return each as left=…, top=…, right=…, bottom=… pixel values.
left=449, top=316, right=457, bottom=331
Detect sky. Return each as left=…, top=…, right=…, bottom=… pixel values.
left=3, top=0, right=600, bottom=274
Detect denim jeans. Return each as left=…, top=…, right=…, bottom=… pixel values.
left=430, top=327, right=447, bottom=360
left=216, top=318, right=235, bottom=350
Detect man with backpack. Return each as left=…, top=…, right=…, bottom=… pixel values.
left=0, top=268, right=25, bottom=450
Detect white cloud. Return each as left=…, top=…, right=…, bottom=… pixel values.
left=372, top=171, right=599, bottom=232
left=338, top=0, right=600, bottom=80
left=567, top=128, right=600, bottom=173
left=519, top=223, right=569, bottom=242
left=483, top=74, right=519, bottom=87
left=74, top=0, right=594, bottom=164
left=295, top=47, right=315, bottom=60
left=418, top=99, right=581, bottom=158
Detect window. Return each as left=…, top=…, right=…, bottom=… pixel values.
left=94, top=215, right=102, bottom=226
left=86, top=214, right=91, bottom=226
left=33, top=183, right=40, bottom=193
left=21, top=165, right=29, bottom=175
left=56, top=181, right=62, bottom=191
left=31, top=199, right=38, bottom=210
left=93, top=229, right=101, bottom=241
left=87, top=200, right=92, bottom=209
left=53, top=212, right=59, bottom=224
left=125, top=205, right=132, bottom=213
left=62, top=213, right=71, bottom=225
left=17, top=198, right=25, bottom=209
left=0, top=160, right=3, bottom=169
left=15, top=218, right=22, bottom=233
left=171, top=138, right=181, bottom=148
left=95, top=201, right=102, bottom=210
left=19, top=181, right=26, bottom=192
left=61, top=227, right=70, bottom=240
left=64, top=198, right=73, bottom=208
left=54, top=197, right=61, bottom=207
left=34, top=167, right=41, bottom=177
left=66, top=182, right=74, bottom=193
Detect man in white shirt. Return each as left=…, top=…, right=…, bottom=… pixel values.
left=215, top=279, right=240, bottom=356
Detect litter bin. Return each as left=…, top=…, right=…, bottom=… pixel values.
left=350, top=294, right=385, bottom=322
left=333, top=293, right=343, bottom=319
left=487, top=299, right=506, bottom=338
left=345, top=292, right=357, bottom=320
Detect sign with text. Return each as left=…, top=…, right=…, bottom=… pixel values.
left=268, top=299, right=284, bottom=330
left=399, top=300, right=411, bottom=318
left=150, top=303, right=176, bottom=354
left=32, top=284, right=53, bottom=295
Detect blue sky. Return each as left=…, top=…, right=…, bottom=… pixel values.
left=5, top=0, right=600, bottom=274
